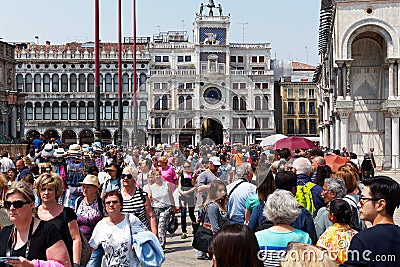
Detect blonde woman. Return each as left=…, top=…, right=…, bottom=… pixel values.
left=0, top=181, right=71, bottom=267
left=35, top=173, right=81, bottom=267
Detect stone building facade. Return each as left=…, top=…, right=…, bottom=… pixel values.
left=14, top=3, right=275, bottom=146
left=315, top=0, right=400, bottom=168
left=0, top=41, right=19, bottom=141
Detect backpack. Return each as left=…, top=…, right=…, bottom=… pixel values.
left=295, top=182, right=315, bottom=215
left=343, top=196, right=363, bottom=232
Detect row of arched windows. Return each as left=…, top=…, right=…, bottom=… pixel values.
left=25, top=101, right=147, bottom=121
left=232, top=95, right=269, bottom=111
left=16, top=73, right=147, bottom=93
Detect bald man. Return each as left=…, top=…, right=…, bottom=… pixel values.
left=16, top=159, right=32, bottom=181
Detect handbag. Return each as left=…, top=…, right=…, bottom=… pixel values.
left=192, top=203, right=213, bottom=253
left=79, top=231, right=91, bottom=265
left=62, top=208, right=91, bottom=266
left=166, top=213, right=178, bottom=234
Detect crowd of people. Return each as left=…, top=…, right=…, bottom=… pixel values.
left=0, top=135, right=399, bottom=267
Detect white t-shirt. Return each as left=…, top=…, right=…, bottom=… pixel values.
left=89, top=213, right=146, bottom=267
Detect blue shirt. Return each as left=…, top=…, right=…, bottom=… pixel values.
left=226, top=179, right=257, bottom=224
left=256, top=228, right=312, bottom=267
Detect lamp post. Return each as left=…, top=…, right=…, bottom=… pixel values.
left=94, top=0, right=102, bottom=144
left=132, top=0, right=138, bottom=146
left=117, top=0, right=123, bottom=147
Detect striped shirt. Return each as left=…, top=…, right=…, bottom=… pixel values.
left=122, top=187, right=150, bottom=229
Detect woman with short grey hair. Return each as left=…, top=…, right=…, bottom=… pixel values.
left=255, top=190, right=312, bottom=267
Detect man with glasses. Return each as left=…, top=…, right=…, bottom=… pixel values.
left=314, top=177, right=347, bottom=237
left=344, top=176, right=400, bottom=267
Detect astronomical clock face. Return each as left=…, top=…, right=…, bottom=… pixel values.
left=200, top=28, right=226, bottom=45
left=203, top=87, right=222, bottom=104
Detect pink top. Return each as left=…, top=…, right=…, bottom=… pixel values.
left=159, top=165, right=177, bottom=191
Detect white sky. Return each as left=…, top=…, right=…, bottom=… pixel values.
left=0, top=0, right=321, bottom=65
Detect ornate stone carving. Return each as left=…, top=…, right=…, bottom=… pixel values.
left=336, top=108, right=352, bottom=119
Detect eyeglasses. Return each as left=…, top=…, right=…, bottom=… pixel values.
left=322, top=188, right=333, bottom=193
left=360, top=197, right=381, bottom=205
left=105, top=200, right=119, bottom=206
left=184, top=166, right=190, bottom=168
left=4, top=200, right=30, bottom=209
left=121, top=174, right=133, bottom=179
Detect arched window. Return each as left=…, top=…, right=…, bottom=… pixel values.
left=139, top=73, right=147, bottom=92
left=79, top=101, right=86, bottom=120
left=35, top=102, right=42, bottom=120
left=240, top=97, right=246, bottom=110
left=178, top=96, right=185, bottom=110
left=43, top=74, right=50, bottom=92
left=61, top=102, right=68, bottom=120
left=26, top=102, right=33, bottom=120
left=52, top=74, right=59, bottom=92
left=105, top=101, right=112, bottom=120
left=255, top=96, right=261, bottom=110
left=232, top=96, right=239, bottom=110
left=122, top=74, right=129, bottom=92
left=139, top=101, right=147, bottom=120
left=154, top=96, right=161, bottom=110
left=113, top=101, right=118, bottom=120
left=52, top=102, right=59, bottom=120
left=79, top=74, right=86, bottom=92
left=61, top=74, right=68, bottom=92
left=162, top=95, right=168, bottom=110
left=87, top=102, right=94, bottom=120
left=123, top=101, right=129, bottom=119
left=262, top=95, right=269, bottom=110
left=70, top=74, right=77, bottom=92
left=186, top=96, right=192, bottom=110
left=99, top=74, right=103, bottom=92
left=16, top=74, right=24, bottom=92
left=113, top=74, right=118, bottom=92
left=70, top=102, right=77, bottom=120
left=87, top=74, right=94, bottom=92
left=25, top=74, right=32, bottom=92
left=34, top=74, right=41, bottom=92
left=44, top=102, right=51, bottom=120
left=105, top=74, right=112, bottom=92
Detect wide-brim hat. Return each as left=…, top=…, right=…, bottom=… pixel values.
left=54, top=148, right=66, bottom=157
left=68, top=144, right=82, bottom=155
left=42, top=144, right=55, bottom=157
left=80, top=174, right=100, bottom=188
left=210, top=156, right=221, bottom=166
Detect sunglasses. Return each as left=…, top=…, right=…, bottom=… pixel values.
left=4, top=200, right=30, bottom=209
left=121, top=174, right=133, bottom=179
left=105, top=200, right=119, bottom=206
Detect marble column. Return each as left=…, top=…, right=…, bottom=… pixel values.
left=335, top=116, right=341, bottom=150
left=337, top=110, right=351, bottom=151
left=336, top=61, right=344, bottom=100
left=390, top=110, right=400, bottom=169
left=384, top=112, right=392, bottom=168
left=19, top=104, right=25, bottom=139
left=397, top=60, right=400, bottom=98
left=388, top=61, right=395, bottom=99
left=344, top=61, right=352, bottom=100
left=394, top=61, right=398, bottom=98
left=10, top=106, right=17, bottom=139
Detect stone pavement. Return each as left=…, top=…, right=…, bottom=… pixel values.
left=161, top=170, right=400, bottom=266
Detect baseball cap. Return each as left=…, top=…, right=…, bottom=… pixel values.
left=210, top=156, right=221, bottom=166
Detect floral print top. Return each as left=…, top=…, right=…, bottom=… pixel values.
left=317, top=223, right=358, bottom=264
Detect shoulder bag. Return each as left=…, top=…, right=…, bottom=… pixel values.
left=192, top=203, right=213, bottom=253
